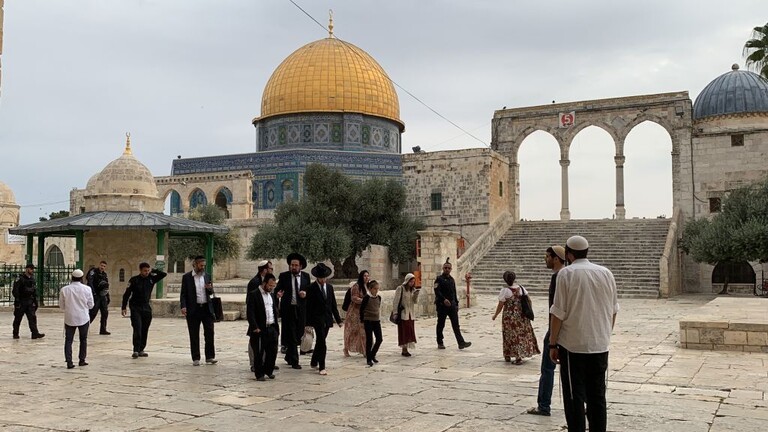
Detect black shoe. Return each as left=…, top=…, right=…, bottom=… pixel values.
left=459, top=342, right=472, bottom=349
left=401, top=351, right=412, bottom=357
left=67, top=363, right=75, bottom=369
left=99, top=330, right=111, bottom=335
left=273, top=365, right=279, bottom=370
left=367, top=361, right=374, bottom=367
left=138, top=351, right=148, bottom=357
left=256, top=376, right=266, bottom=381
left=268, top=374, right=276, bottom=379
left=291, top=364, right=302, bottom=370
left=79, top=361, right=88, bottom=367
left=12, top=334, right=19, bottom=339
left=300, top=349, right=314, bottom=355
left=372, top=358, right=379, bottom=363
left=437, top=343, right=446, bottom=349
left=131, top=352, right=139, bottom=359
left=280, top=346, right=286, bottom=354
left=31, top=333, right=45, bottom=339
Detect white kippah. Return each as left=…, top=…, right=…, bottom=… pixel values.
left=72, top=269, right=84, bottom=278
left=566, top=235, right=589, bottom=251
left=257, top=260, right=269, bottom=267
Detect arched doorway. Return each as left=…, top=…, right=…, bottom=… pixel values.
left=712, top=261, right=756, bottom=294
left=215, top=187, right=232, bottom=218
left=568, top=126, right=615, bottom=219
left=624, top=121, right=673, bottom=218
left=164, top=190, right=182, bottom=216
left=46, top=245, right=65, bottom=267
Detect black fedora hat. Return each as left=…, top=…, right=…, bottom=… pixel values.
left=311, top=263, right=332, bottom=278
left=286, top=252, right=307, bottom=269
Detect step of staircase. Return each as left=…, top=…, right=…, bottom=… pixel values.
left=468, top=219, right=671, bottom=299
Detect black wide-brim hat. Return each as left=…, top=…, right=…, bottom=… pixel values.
left=311, top=262, right=332, bottom=278
left=286, top=252, right=307, bottom=269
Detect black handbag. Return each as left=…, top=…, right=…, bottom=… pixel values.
left=389, top=288, right=404, bottom=324
left=211, top=295, right=224, bottom=322
left=519, top=287, right=534, bottom=321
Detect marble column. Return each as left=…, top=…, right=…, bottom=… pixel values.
left=614, top=155, right=626, bottom=220
left=559, top=159, right=570, bottom=221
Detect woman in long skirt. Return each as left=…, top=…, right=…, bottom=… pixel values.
left=492, top=271, right=539, bottom=364
left=393, top=273, right=420, bottom=356
left=343, top=270, right=369, bottom=357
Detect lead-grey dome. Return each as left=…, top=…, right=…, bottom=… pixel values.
left=693, top=64, right=768, bottom=120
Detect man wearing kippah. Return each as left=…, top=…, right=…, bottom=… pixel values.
left=549, top=236, right=619, bottom=432
left=59, top=269, right=94, bottom=369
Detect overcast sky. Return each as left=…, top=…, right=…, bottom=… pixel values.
left=0, top=0, right=765, bottom=223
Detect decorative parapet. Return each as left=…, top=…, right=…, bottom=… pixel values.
left=456, top=211, right=514, bottom=279
left=659, top=207, right=683, bottom=298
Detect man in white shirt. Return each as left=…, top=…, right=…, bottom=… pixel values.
left=549, top=236, right=619, bottom=432
left=180, top=256, right=216, bottom=366
left=59, top=269, right=95, bottom=369
left=246, top=273, right=280, bottom=381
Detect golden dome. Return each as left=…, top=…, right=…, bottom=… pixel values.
left=258, top=37, right=403, bottom=130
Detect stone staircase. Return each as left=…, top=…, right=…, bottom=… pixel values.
left=469, top=219, right=672, bottom=299
left=164, top=279, right=250, bottom=320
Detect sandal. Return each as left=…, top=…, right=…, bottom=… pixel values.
left=514, top=358, right=523, bottom=365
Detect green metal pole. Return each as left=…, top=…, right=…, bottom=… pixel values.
left=205, top=233, right=214, bottom=277
left=25, top=234, right=33, bottom=265
left=155, top=230, right=166, bottom=299
left=36, top=235, right=45, bottom=305
left=75, top=231, right=84, bottom=270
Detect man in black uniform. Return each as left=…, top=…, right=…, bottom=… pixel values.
left=121, top=262, right=166, bottom=358
left=12, top=263, right=45, bottom=339
left=434, top=258, right=470, bottom=350
left=87, top=261, right=111, bottom=335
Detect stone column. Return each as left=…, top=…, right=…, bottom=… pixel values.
left=509, top=162, right=520, bottom=221
left=614, top=155, right=626, bottom=220
left=417, top=230, right=461, bottom=315
left=559, top=159, right=571, bottom=221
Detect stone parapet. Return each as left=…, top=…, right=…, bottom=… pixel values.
left=679, top=297, right=768, bottom=352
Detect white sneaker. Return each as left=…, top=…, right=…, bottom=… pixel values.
left=193, top=360, right=200, bottom=366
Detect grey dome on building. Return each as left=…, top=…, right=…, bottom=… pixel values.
left=693, top=64, right=768, bottom=120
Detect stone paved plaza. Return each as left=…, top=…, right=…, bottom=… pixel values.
left=1, top=294, right=767, bottom=431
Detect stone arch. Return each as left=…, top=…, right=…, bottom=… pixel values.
left=712, top=261, right=756, bottom=294
left=45, top=245, right=65, bottom=267
left=618, top=113, right=677, bottom=152
left=214, top=187, right=232, bottom=218
left=0, top=209, right=17, bottom=227
left=162, top=189, right=182, bottom=216
left=563, top=121, right=620, bottom=158
left=516, top=130, right=563, bottom=219
left=509, top=127, right=565, bottom=163
left=622, top=120, right=674, bottom=217
left=189, top=188, right=208, bottom=209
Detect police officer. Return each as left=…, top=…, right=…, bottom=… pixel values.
left=12, top=263, right=45, bottom=339
left=87, top=260, right=111, bottom=335
left=433, top=258, right=470, bottom=350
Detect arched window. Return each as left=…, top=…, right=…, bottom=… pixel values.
left=170, top=190, right=182, bottom=216
left=264, top=181, right=276, bottom=209
left=119, top=268, right=125, bottom=282
left=190, top=189, right=207, bottom=209
left=282, top=180, right=294, bottom=203
left=46, top=245, right=65, bottom=267
left=215, top=187, right=232, bottom=218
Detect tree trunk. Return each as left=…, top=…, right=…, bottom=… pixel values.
left=718, top=273, right=730, bottom=295
left=341, top=255, right=359, bottom=279
left=331, top=259, right=343, bottom=279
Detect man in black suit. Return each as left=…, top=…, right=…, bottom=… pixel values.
left=247, top=273, right=280, bottom=381
left=305, top=263, right=342, bottom=375
left=275, top=252, right=309, bottom=369
left=180, top=256, right=217, bottom=366
left=246, top=260, right=275, bottom=372
left=434, top=258, right=471, bottom=350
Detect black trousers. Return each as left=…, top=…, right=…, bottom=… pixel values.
left=558, top=347, right=609, bottom=432
left=13, top=303, right=40, bottom=336
left=186, top=305, right=215, bottom=361
left=436, top=306, right=465, bottom=346
left=250, top=325, right=278, bottom=378
left=310, top=323, right=330, bottom=370
left=129, top=306, right=152, bottom=353
left=89, top=294, right=110, bottom=332
left=364, top=320, right=382, bottom=363
left=64, top=322, right=89, bottom=364
left=281, top=306, right=303, bottom=366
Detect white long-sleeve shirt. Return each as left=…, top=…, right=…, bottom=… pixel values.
left=59, top=282, right=95, bottom=326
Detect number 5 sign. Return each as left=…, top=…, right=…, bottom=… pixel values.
left=559, top=111, right=575, bottom=128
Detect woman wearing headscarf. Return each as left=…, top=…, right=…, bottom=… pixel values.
left=343, top=270, right=369, bottom=357
left=492, top=271, right=539, bottom=364
left=393, top=273, right=421, bottom=356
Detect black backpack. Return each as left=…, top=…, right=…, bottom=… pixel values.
left=341, top=287, right=352, bottom=312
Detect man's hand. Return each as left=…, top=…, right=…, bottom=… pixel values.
left=549, top=346, right=560, bottom=364
left=298, top=291, right=306, bottom=299
left=253, top=328, right=261, bottom=334
left=443, top=299, right=451, bottom=307
left=276, top=291, right=284, bottom=299
left=181, top=308, right=187, bottom=317
left=121, top=309, right=127, bottom=317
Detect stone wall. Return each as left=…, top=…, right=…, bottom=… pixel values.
left=658, top=207, right=683, bottom=298
left=156, top=171, right=253, bottom=219
left=83, top=230, right=160, bottom=299
left=402, top=148, right=510, bottom=245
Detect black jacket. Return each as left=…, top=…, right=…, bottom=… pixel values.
left=275, top=271, right=310, bottom=316
left=304, top=281, right=342, bottom=328
left=246, top=287, right=279, bottom=336
left=434, top=273, right=459, bottom=309
left=121, top=269, right=167, bottom=309
left=179, top=271, right=214, bottom=316
left=87, top=268, right=110, bottom=297
left=12, top=273, right=36, bottom=306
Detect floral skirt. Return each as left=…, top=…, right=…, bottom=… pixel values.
left=502, top=299, right=540, bottom=359
left=343, top=305, right=366, bottom=354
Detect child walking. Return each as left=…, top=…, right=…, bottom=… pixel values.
left=360, top=280, right=383, bottom=367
